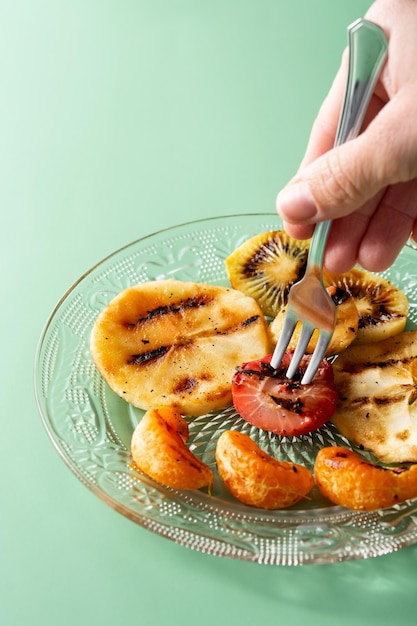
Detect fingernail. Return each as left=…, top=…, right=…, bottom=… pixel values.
left=277, top=182, right=317, bottom=222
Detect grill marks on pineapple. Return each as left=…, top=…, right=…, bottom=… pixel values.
left=126, top=294, right=214, bottom=367
left=349, top=392, right=409, bottom=409
left=173, top=376, right=199, bottom=394
left=340, top=354, right=417, bottom=375
left=132, top=294, right=213, bottom=326
left=124, top=294, right=262, bottom=372
left=128, top=346, right=169, bottom=365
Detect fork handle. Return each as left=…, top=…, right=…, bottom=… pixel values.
left=306, top=18, right=388, bottom=272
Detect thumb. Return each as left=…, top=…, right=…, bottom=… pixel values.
left=276, top=95, right=417, bottom=225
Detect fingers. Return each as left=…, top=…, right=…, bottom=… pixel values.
left=283, top=176, right=417, bottom=274
left=318, top=179, right=417, bottom=274
left=279, top=59, right=368, bottom=243
left=276, top=0, right=417, bottom=274
left=277, top=94, right=417, bottom=228
left=281, top=221, right=315, bottom=241
left=278, top=43, right=385, bottom=235
left=276, top=137, right=377, bottom=226
left=322, top=194, right=383, bottom=272
left=357, top=179, right=417, bottom=271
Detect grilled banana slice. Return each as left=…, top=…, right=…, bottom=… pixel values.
left=323, top=268, right=408, bottom=344
left=331, top=331, right=417, bottom=463
left=90, top=279, right=271, bottom=416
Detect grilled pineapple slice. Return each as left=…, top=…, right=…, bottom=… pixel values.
left=269, top=285, right=359, bottom=356
left=323, top=268, right=408, bottom=344
left=90, top=279, right=271, bottom=416
left=331, top=331, right=417, bottom=463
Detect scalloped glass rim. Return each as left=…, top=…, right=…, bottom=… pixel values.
left=34, top=213, right=417, bottom=566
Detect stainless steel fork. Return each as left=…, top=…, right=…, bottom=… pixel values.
left=270, top=18, right=388, bottom=384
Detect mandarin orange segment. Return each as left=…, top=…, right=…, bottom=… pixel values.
left=153, top=406, right=189, bottom=442
left=131, top=407, right=213, bottom=490
left=314, top=446, right=417, bottom=511
left=216, top=430, right=314, bottom=509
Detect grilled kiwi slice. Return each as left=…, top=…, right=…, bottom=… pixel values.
left=269, top=285, right=359, bottom=356
left=225, top=231, right=310, bottom=318
left=323, top=268, right=408, bottom=344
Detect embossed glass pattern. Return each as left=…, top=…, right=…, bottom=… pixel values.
left=34, top=214, right=417, bottom=565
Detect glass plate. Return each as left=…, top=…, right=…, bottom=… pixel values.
left=34, top=214, right=417, bottom=565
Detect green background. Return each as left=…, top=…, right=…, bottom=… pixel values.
left=2, top=1, right=417, bottom=625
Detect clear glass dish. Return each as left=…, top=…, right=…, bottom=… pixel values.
left=34, top=214, right=417, bottom=565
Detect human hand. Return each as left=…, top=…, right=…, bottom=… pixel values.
left=276, top=0, right=417, bottom=273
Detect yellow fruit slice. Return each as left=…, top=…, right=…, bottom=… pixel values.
left=331, top=331, right=417, bottom=463
left=323, top=268, right=408, bottom=344
left=131, top=407, right=213, bottom=490
left=90, top=279, right=271, bottom=416
left=269, top=285, right=359, bottom=356
left=225, top=231, right=310, bottom=318
left=216, top=430, right=314, bottom=509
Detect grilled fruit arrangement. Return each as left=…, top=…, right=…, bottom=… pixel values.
left=330, top=331, right=417, bottom=463
left=131, top=407, right=213, bottom=490
left=90, top=279, right=270, bottom=416
left=89, top=227, right=416, bottom=510
left=269, top=285, right=359, bottom=356
left=216, top=430, right=314, bottom=509
left=314, top=446, right=417, bottom=511
left=225, top=230, right=310, bottom=318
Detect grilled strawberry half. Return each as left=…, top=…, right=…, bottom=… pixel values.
left=231, top=352, right=338, bottom=437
